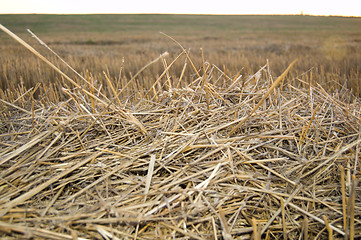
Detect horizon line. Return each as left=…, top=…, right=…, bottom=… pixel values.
left=1, top=12, right=360, bottom=18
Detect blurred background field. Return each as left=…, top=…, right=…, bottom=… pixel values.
left=0, top=14, right=361, bottom=100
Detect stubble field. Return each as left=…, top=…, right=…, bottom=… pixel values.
left=1, top=14, right=361, bottom=98
left=0, top=14, right=361, bottom=239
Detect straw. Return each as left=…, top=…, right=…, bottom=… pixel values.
left=1, top=27, right=360, bottom=239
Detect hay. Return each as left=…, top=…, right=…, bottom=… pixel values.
left=1, top=26, right=361, bottom=239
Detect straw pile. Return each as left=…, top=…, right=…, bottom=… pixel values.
left=1, top=27, right=361, bottom=239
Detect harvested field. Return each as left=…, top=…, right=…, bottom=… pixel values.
left=1, top=14, right=361, bottom=98
left=0, top=19, right=361, bottom=239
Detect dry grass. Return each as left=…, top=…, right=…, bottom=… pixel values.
left=0, top=24, right=360, bottom=239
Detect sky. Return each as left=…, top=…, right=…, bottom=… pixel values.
left=1, top=0, right=360, bottom=17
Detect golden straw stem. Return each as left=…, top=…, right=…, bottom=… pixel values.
left=103, top=71, right=122, bottom=107
left=87, top=70, right=96, bottom=113
left=144, top=52, right=182, bottom=98
left=229, top=59, right=297, bottom=136
left=322, top=215, right=333, bottom=240
left=349, top=175, right=357, bottom=239
left=160, top=32, right=201, bottom=78
left=252, top=218, right=259, bottom=240
left=200, top=48, right=210, bottom=110
left=303, top=217, right=309, bottom=240
left=176, top=61, right=187, bottom=89
left=281, top=198, right=287, bottom=240
left=300, top=104, right=319, bottom=144
left=340, top=166, right=347, bottom=236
